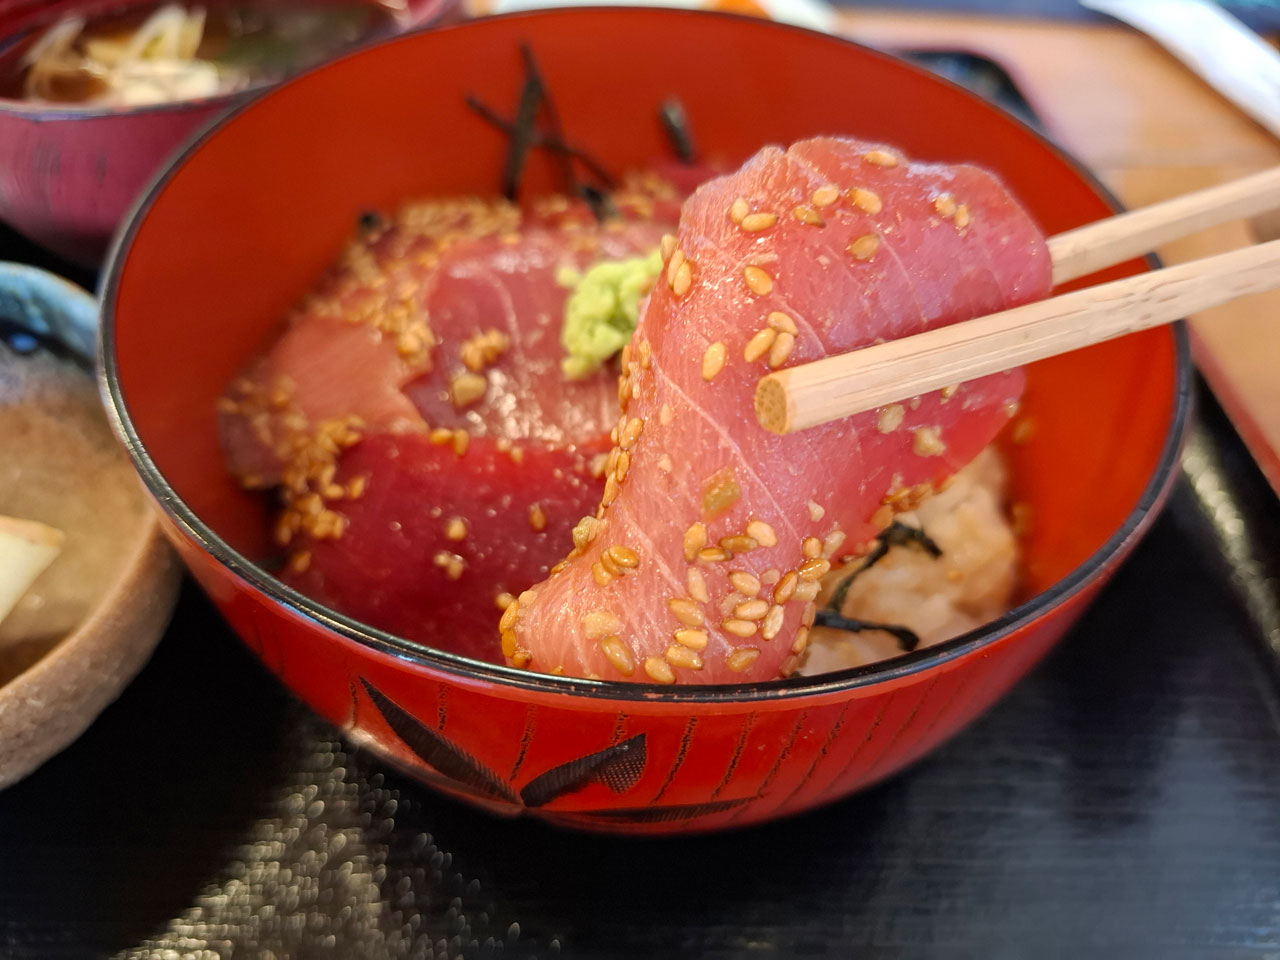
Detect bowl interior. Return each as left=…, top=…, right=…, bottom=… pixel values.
left=104, top=9, right=1182, bottom=675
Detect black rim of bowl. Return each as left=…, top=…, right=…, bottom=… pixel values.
left=98, top=7, right=1194, bottom=705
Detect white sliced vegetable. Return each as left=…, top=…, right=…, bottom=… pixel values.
left=0, top=516, right=64, bottom=627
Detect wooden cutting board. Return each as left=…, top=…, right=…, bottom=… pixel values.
left=837, top=9, right=1280, bottom=493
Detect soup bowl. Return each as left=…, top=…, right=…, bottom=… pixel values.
left=100, top=9, right=1190, bottom=834
left=0, top=0, right=452, bottom=266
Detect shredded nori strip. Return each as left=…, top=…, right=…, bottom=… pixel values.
left=500, top=51, right=545, bottom=201
left=464, top=97, right=619, bottom=190
left=520, top=44, right=578, bottom=198
left=827, top=521, right=942, bottom=614
left=659, top=98, right=697, bottom=164
left=812, top=610, right=923, bottom=652
left=357, top=210, right=385, bottom=234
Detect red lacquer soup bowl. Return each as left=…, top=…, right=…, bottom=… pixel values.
left=100, top=9, right=1191, bottom=834
left=0, top=0, right=452, bottom=266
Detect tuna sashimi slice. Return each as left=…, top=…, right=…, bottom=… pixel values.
left=219, top=179, right=681, bottom=486
left=503, top=136, right=1050, bottom=685
left=284, top=433, right=606, bottom=663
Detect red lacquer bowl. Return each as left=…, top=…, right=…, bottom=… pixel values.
left=0, top=0, right=452, bottom=266
left=100, top=10, right=1191, bottom=834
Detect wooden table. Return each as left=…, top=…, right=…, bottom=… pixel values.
left=837, top=9, right=1280, bottom=491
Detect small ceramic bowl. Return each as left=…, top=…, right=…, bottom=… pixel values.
left=100, top=10, right=1191, bottom=833
left=0, top=261, right=180, bottom=790
left=0, top=0, right=454, bottom=266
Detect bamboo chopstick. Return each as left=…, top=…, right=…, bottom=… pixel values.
left=755, top=238, right=1280, bottom=436
left=1048, top=165, right=1280, bottom=285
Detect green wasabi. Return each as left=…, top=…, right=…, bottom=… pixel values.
left=560, top=249, right=663, bottom=379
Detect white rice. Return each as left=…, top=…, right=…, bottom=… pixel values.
left=798, top=446, right=1018, bottom=674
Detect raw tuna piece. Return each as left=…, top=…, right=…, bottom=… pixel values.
left=502, top=137, right=1050, bottom=685
left=219, top=180, right=682, bottom=485
left=283, top=432, right=607, bottom=663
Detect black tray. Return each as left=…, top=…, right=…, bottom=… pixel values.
left=3, top=53, right=1280, bottom=960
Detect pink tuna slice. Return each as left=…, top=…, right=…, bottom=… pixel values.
left=501, top=137, right=1050, bottom=685
left=219, top=187, right=681, bottom=485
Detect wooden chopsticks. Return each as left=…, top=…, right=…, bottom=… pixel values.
left=755, top=167, right=1280, bottom=436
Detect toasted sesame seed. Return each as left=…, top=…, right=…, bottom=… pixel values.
left=666, top=247, right=685, bottom=285
left=639, top=339, right=652, bottom=369
left=720, top=535, right=758, bottom=554
left=768, top=331, right=795, bottom=369
left=811, top=184, right=840, bottom=207
left=934, top=193, right=957, bottom=218
left=729, top=197, right=750, bottom=224
left=495, top=591, right=516, bottom=611
left=430, top=427, right=454, bottom=445
left=444, top=517, right=468, bottom=541
left=571, top=515, right=600, bottom=550
left=955, top=204, right=971, bottom=229
left=806, top=500, right=825, bottom=522
left=661, top=233, right=677, bottom=260
left=871, top=504, right=895, bottom=529
left=741, top=212, right=778, bottom=232
left=802, top=536, right=822, bottom=559
left=877, top=404, right=906, bottom=433
left=791, top=627, right=811, bottom=655
left=615, top=451, right=631, bottom=483
left=913, top=426, right=946, bottom=456
left=698, top=546, right=730, bottom=563
left=499, top=598, right=520, bottom=632
left=802, top=601, right=817, bottom=626
left=600, top=549, right=623, bottom=577
left=583, top=609, right=624, bottom=639
left=849, top=233, right=881, bottom=260
left=727, top=647, right=761, bottom=672
left=672, top=260, right=693, bottom=297
left=734, top=599, right=770, bottom=621
left=683, top=522, right=707, bottom=562
left=287, top=550, right=311, bottom=574
left=452, top=429, right=470, bottom=456
left=510, top=446, right=525, bottom=465
left=591, top=561, right=612, bottom=586
left=702, top=342, right=727, bottom=381
left=674, top=628, right=709, bottom=651
left=744, top=327, right=777, bottom=363
left=743, top=265, right=774, bottom=296
left=346, top=475, right=368, bottom=500
left=941, top=384, right=959, bottom=401
left=687, top=568, right=710, bottom=604
left=450, top=372, right=488, bottom=409
left=722, top=618, right=759, bottom=637
left=823, top=530, right=847, bottom=558
left=644, top=656, right=676, bottom=684
left=434, top=550, right=466, bottom=580
left=767, top=311, right=798, bottom=335
left=793, top=579, right=821, bottom=602
left=848, top=187, right=883, bottom=214
left=608, top=544, right=640, bottom=568
left=620, top=417, right=645, bottom=448
left=865, top=148, right=900, bottom=167
left=668, top=597, right=704, bottom=627
left=746, top=519, right=777, bottom=548
left=660, top=404, right=674, bottom=426
left=729, top=571, right=761, bottom=596
left=501, top=630, right=517, bottom=658
left=762, top=604, right=785, bottom=641
left=665, top=645, right=704, bottom=670
left=792, top=205, right=825, bottom=226
left=511, top=648, right=533, bottom=669
left=798, top=557, right=831, bottom=581
left=600, top=636, right=635, bottom=676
